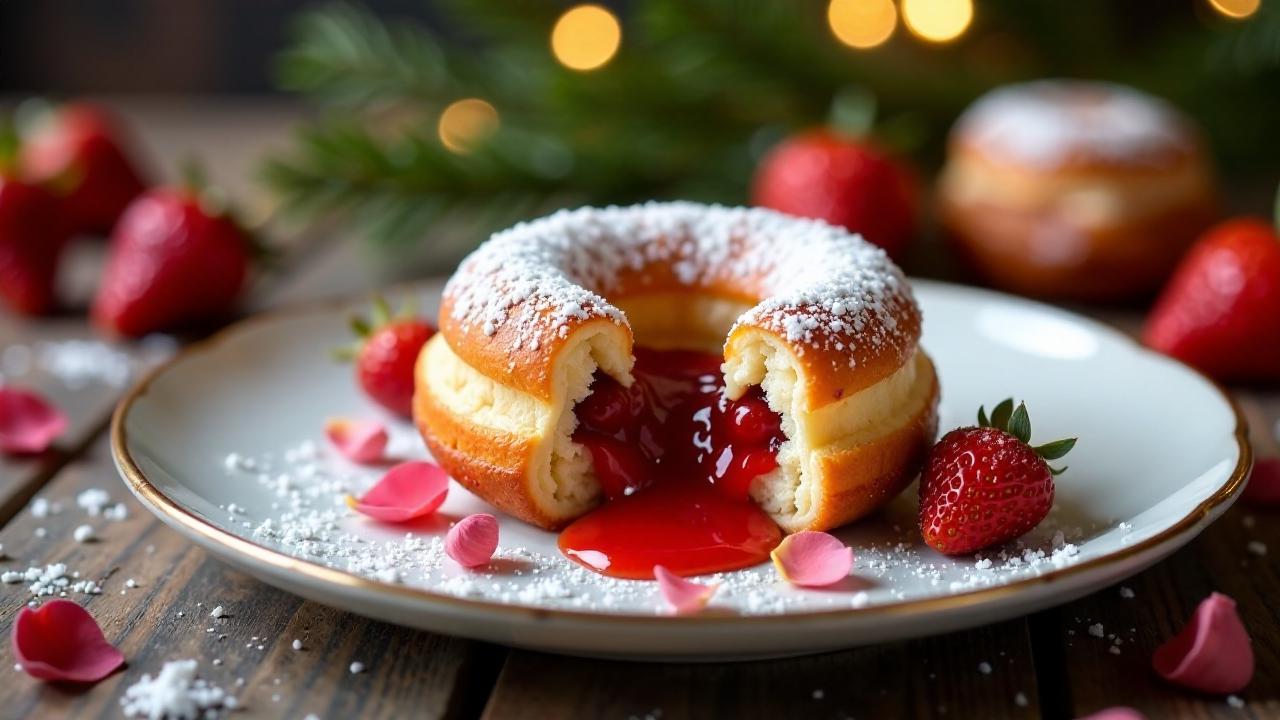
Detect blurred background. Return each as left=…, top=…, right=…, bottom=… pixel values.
left=1, top=0, right=1277, bottom=284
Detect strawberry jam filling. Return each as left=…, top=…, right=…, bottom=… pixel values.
left=558, top=347, right=786, bottom=579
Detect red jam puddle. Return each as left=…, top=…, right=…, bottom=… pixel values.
left=558, top=348, right=786, bottom=579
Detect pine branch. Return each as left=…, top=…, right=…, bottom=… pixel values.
left=275, top=3, right=464, bottom=109
left=265, top=1, right=1280, bottom=252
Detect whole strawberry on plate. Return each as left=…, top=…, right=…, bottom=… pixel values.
left=919, top=399, right=1077, bottom=556
left=19, top=102, right=146, bottom=237
left=337, top=297, right=435, bottom=418
left=0, top=128, right=69, bottom=316
left=1143, top=203, right=1280, bottom=383
left=92, top=170, right=253, bottom=337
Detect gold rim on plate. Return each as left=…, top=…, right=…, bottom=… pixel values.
left=110, top=290, right=1252, bottom=627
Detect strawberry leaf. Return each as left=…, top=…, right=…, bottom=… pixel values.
left=1008, top=402, right=1031, bottom=443
left=990, top=399, right=1014, bottom=431
left=349, top=315, right=372, bottom=338
left=371, top=296, right=392, bottom=327
left=0, top=117, right=18, bottom=173
left=1050, top=464, right=1069, bottom=476
left=1035, top=438, right=1077, bottom=460
left=977, top=406, right=989, bottom=427
left=330, top=345, right=358, bottom=363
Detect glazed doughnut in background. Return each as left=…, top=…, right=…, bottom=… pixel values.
left=938, top=80, right=1217, bottom=302
left=414, top=202, right=939, bottom=533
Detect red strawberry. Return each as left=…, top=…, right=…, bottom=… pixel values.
left=1143, top=217, right=1280, bottom=382
left=340, top=298, right=435, bottom=418
left=92, top=187, right=250, bottom=337
left=20, top=103, right=146, bottom=237
left=918, top=399, right=1076, bottom=556
left=0, top=173, right=68, bottom=315
left=752, top=129, right=917, bottom=259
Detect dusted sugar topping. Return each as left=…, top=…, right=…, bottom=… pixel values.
left=444, top=201, right=916, bottom=365
left=954, top=80, right=1193, bottom=169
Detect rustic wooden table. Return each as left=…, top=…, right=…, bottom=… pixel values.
left=0, top=100, right=1275, bottom=720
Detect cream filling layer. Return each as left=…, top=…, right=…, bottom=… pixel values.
left=421, top=323, right=931, bottom=529
left=723, top=336, right=934, bottom=530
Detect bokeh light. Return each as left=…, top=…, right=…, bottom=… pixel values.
left=551, top=5, right=622, bottom=71
left=828, top=0, right=898, bottom=50
left=901, top=0, right=973, bottom=43
left=437, top=98, right=499, bottom=154
left=1206, top=0, right=1261, bottom=19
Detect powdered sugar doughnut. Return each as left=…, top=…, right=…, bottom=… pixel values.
left=940, top=80, right=1217, bottom=301
left=415, top=202, right=938, bottom=531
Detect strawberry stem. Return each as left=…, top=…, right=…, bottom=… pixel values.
left=975, top=397, right=1077, bottom=468
left=371, top=296, right=392, bottom=327
left=828, top=85, right=877, bottom=140
left=180, top=157, right=208, bottom=195
left=0, top=117, right=19, bottom=175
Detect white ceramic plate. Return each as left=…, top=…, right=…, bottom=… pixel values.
left=112, top=280, right=1249, bottom=661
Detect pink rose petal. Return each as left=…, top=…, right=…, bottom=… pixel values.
left=770, top=531, right=854, bottom=587
left=347, top=461, right=449, bottom=523
left=1241, top=458, right=1280, bottom=507
left=11, top=599, right=125, bottom=683
left=325, top=418, right=389, bottom=465
left=1077, top=708, right=1147, bottom=720
left=445, top=513, right=499, bottom=568
left=1153, top=592, right=1254, bottom=694
left=0, top=386, right=68, bottom=455
left=654, top=565, right=718, bottom=615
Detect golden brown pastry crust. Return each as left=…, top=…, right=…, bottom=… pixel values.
left=418, top=203, right=936, bottom=531
left=804, top=370, right=938, bottom=530
left=939, top=81, right=1217, bottom=301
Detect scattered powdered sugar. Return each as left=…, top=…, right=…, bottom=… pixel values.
left=120, top=660, right=235, bottom=719
left=77, top=488, right=112, bottom=516
left=443, top=203, right=916, bottom=371
left=206, top=430, right=1117, bottom=617
left=0, top=337, right=174, bottom=390
left=1, top=563, right=103, bottom=597
left=29, top=497, right=61, bottom=518
left=954, top=80, right=1192, bottom=169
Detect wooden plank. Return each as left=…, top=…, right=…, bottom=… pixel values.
left=484, top=623, right=1042, bottom=720
left=1036, top=390, right=1279, bottom=719
left=0, top=98, right=305, bottom=521
left=0, top=99, right=500, bottom=718
left=0, top=307, right=169, bottom=523
left=0, top=434, right=506, bottom=719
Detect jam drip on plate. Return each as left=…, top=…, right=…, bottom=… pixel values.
left=558, top=347, right=786, bottom=579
